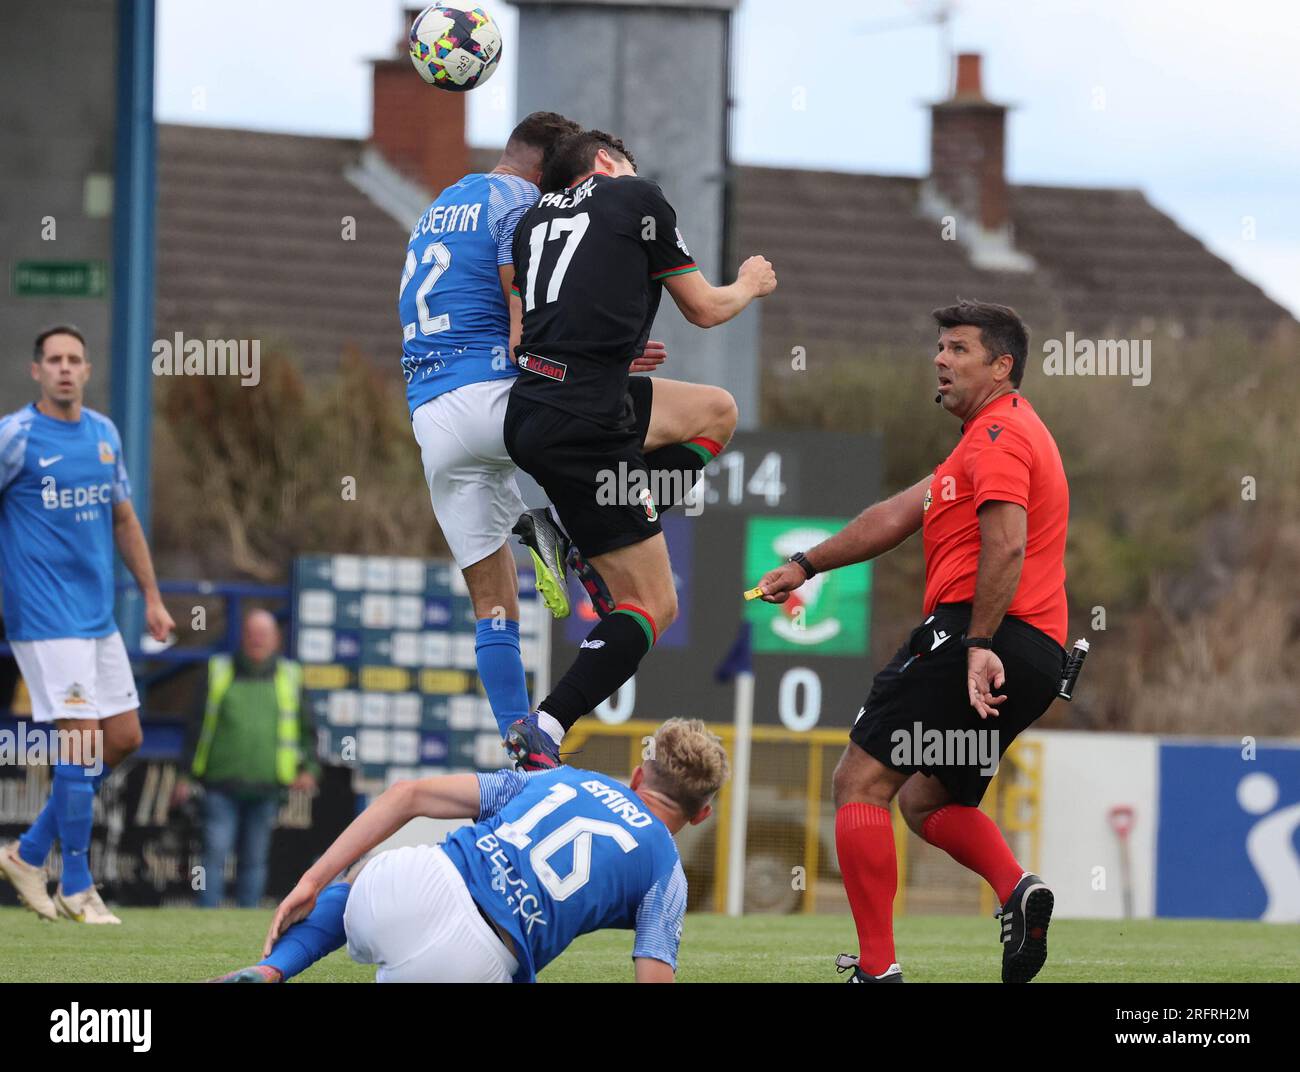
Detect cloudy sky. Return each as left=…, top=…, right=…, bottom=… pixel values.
left=156, top=0, right=1299, bottom=315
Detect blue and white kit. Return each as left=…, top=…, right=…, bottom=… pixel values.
left=344, top=766, right=688, bottom=982
left=401, top=171, right=539, bottom=569
left=0, top=404, right=138, bottom=721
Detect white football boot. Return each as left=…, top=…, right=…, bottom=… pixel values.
left=55, top=883, right=122, bottom=925
left=0, top=840, right=59, bottom=921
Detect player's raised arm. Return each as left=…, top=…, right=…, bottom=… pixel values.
left=265, top=772, right=486, bottom=952
left=755, top=474, right=930, bottom=604
left=500, top=264, right=522, bottom=360
left=664, top=254, right=776, bottom=329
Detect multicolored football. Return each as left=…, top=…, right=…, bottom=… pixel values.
left=408, top=3, right=503, bottom=92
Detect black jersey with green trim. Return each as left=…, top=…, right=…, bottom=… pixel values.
left=510, top=173, right=698, bottom=427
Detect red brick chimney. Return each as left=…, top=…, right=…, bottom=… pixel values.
left=929, top=53, right=1008, bottom=232
left=369, top=7, right=469, bottom=193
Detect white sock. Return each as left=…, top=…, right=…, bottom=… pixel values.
left=537, top=711, right=565, bottom=747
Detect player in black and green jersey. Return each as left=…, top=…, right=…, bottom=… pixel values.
left=503, top=129, right=777, bottom=770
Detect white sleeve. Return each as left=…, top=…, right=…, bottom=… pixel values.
left=487, top=177, right=540, bottom=267
left=475, top=768, right=539, bottom=819
left=632, top=860, right=687, bottom=970
left=0, top=414, right=31, bottom=495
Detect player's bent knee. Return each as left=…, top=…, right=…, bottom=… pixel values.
left=832, top=745, right=888, bottom=809
left=705, top=387, right=738, bottom=444
left=644, top=591, right=678, bottom=633
left=895, top=790, right=932, bottom=836
left=105, top=716, right=143, bottom=766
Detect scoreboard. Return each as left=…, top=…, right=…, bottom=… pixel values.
left=552, top=429, right=884, bottom=731
left=293, top=554, right=548, bottom=793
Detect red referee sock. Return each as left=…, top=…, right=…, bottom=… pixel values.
left=920, top=804, right=1023, bottom=904
left=835, top=802, right=898, bottom=976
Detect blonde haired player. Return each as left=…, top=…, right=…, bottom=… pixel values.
left=210, top=719, right=728, bottom=983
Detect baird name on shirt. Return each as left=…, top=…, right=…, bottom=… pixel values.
left=578, top=778, right=654, bottom=828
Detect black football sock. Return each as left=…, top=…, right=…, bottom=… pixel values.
left=643, top=437, right=722, bottom=513
left=538, top=604, right=658, bottom=731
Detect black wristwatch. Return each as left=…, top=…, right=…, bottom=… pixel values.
left=962, top=635, right=995, bottom=649
left=789, top=551, right=817, bottom=579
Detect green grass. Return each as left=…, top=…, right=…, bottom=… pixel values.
left=1, top=907, right=1294, bottom=982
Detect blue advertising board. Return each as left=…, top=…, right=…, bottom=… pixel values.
left=1156, top=741, right=1300, bottom=920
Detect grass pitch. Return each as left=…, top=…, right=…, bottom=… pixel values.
left=1, top=907, right=1295, bottom=983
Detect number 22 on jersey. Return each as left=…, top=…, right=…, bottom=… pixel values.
left=400, top=240, right=453, bottom=338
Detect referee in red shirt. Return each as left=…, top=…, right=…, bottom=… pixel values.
left=756, top=300, right=1069, bottom=984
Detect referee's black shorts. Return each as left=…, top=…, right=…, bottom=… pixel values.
left=848, top=603, right=1066, bottom=806
left=504, top=378, right=660, bottom=560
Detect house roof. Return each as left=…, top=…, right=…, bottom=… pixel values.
left=731, top=166, right=1291, bottom=369
left=157, top=124, right=409, bottom=369
left=156, top=125, right=1293, bottom=376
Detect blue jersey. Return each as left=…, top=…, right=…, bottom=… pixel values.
left=443, top=767, right=688, bottom=983
left=399, top=172, right=539, bottom=415
left=0, top=404, right=131, bottom=641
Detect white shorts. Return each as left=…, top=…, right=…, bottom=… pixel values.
left=10, top=632, right=139, bottom=723
left=412, top=378, right=527, bottom=570
left=344, top=843, right=519, bottom=983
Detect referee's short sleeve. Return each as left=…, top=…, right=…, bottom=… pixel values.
left=965, top=418, right=1033, bottom=510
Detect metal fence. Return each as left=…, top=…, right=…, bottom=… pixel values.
left=563, top=719, right=1043, bottom=916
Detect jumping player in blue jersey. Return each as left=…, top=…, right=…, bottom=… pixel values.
left=398, top=111, right=580, bottom=743
left=209, top=718, right=727, bottom=983
left=0, top=325, right=175, bottom=925
left=398, top=111, right=679, bottom=743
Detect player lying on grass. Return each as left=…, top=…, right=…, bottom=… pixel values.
left=210, top=718, right=727, bottom=983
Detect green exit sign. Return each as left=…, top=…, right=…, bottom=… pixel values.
left=12, top=261, right=108, bottom=298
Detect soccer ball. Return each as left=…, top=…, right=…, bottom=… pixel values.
left=409, top=3, right=503, bottom=92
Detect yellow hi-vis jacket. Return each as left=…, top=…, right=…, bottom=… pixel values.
left=192, top=655, right=304, bottom=785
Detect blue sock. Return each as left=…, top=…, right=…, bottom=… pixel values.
left=53, top=763, right=97, bottom=896
left=260, top=882, right=350, bottom=980
left=475, top=618, right=531, bottom=737
left=18, top=791, right=58, bottom=868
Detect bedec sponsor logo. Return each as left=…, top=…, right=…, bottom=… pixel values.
left=40, top=477, right=112, bottom=511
